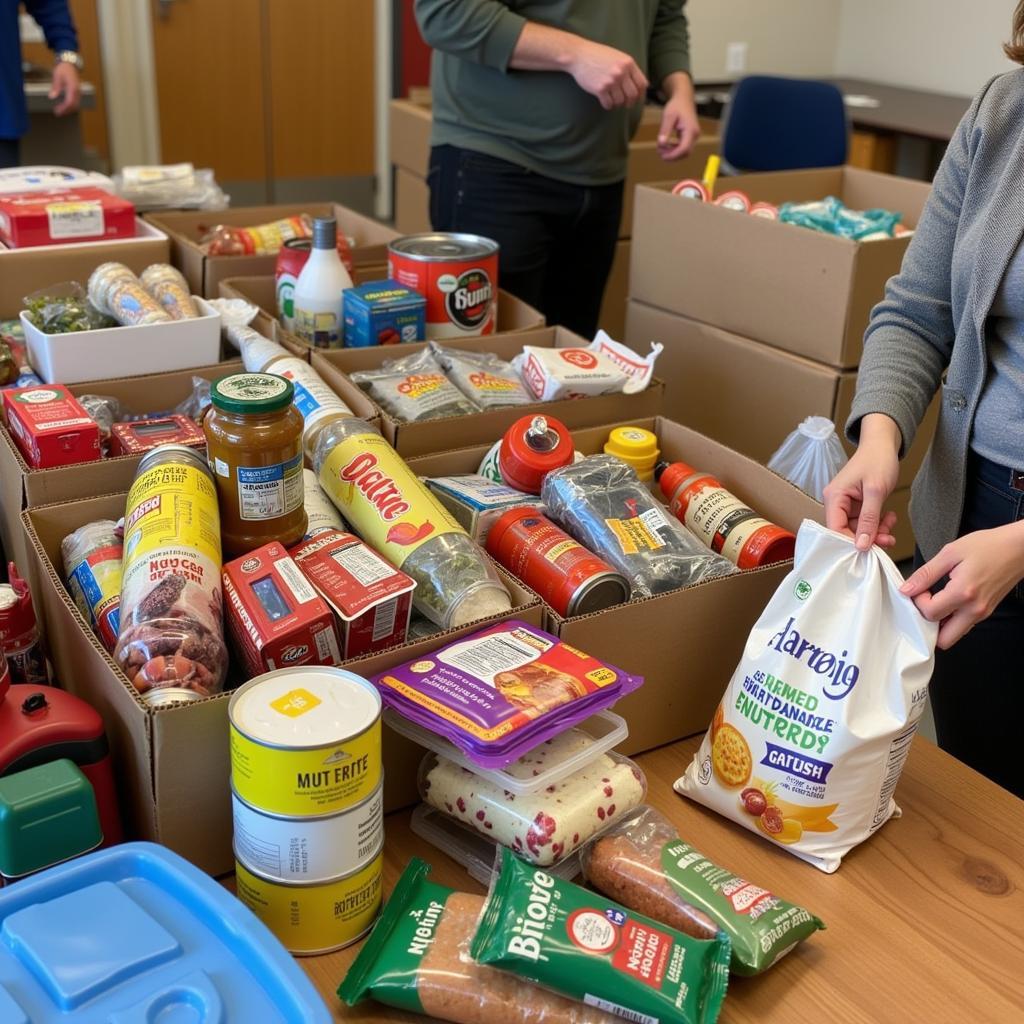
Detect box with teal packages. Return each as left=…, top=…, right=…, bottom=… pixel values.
left=343, top=279, right=426, bottom=347
left=0, top=841, right=331, bottom=1022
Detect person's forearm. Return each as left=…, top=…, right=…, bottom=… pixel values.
left=859, top=413, right=903, bottom=454
left=508, top=21, right=585, bottom=73
left=661, top=70, right=693, bottom=98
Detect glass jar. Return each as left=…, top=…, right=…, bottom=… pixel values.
left=204, top=372, right=307, bottom=557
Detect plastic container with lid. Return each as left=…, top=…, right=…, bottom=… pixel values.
left=312, top=416, right=511, bottom=629
left=416, top=740, right=647, bottom=867
left=479, top=414, right=575, bottom=494
left=204, top=371, right=308, bottom=557
left=604, top=425, right=660, bottom=482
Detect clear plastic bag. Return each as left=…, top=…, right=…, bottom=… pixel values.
left=428, top=341, right=531, bottom=410
left=22, top=282, right=115, bottom=334
left=76, top=394, right=121, bottom=451
left=173, top=377, right=212, bottom=422
left=112, top=164, right=229, bottom=211
left=140, top=264, right=200, bottom=320
left=351, top=348, right=479, bottom=422
left=767, top=415, right=848, bottom=502
left=61, top=520, right=122, bottom=653
left=541, top=456, right=736, bottom=599
left=87, top=264, right=173, bottom=327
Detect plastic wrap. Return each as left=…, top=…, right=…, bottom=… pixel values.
left=112, top=164, right=228, bottom=211
left=779, top=197, right=901, bottom=240
left=140, top=264, right=200, bottom=320
left=541, top=456, right=735, bottom=599
left=351, top=348, right=479, bottom=422
left=87, top=264, right=173, bottom=327
left=200, top=214, right=310, bottom=256
left=340, top=859, right=619, bottom=1024
left=61, top=521, right=122, bottom=653
left=22, top=282, right=115, bottom=334
left=579, top=805, right=824, bottom=974
left=419, top=741, right=646, bottom=866
left=173, top=377, right=213, bottom=422
left=767, top=415, right=849, bottom=502
left=76, top=394, right=121, bottom=451
left=429, top=341, right=531, bottom=409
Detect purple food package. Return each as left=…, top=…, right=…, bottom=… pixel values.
left=372, top=620, right=642, bottom=767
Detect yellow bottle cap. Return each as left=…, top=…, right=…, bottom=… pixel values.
left=604, top=427, right=660, bottom=481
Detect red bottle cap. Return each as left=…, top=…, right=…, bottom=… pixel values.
left=499, top=416, right=574, bottom=494
left=655, top=460, right=701, bottom=501
left=0, top=563, right=37, bottom=646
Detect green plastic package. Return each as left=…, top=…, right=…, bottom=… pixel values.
left=339, top=858, right=618, bottom=1023
left=580, top=806, right=825, bottom=975
left=471, top=846, right=731, bottom=1024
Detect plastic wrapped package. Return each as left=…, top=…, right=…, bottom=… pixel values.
left=541, top=456, right=736, bottom=599
left=173, top=377, right=213, bottom=423
left=419, top=740, right=646, bottom=866
left=429, top=342, right=531, bottom=409
left=61, top=520, right=122, bottom=653
left=580, top=805, right=824, bottom=975
left=340, top=859, right=620, bottom=1024
left=351, top=348, right=479, bottom=422
left=112, top=164, right=228, bottom=211
left=140, top=264, right=200, bottom=320
left=87, top=264, right=173, bottom=327
left=76, top=394, right=121, bottom=451
left=22, top=282, right=115, bottom=334
left=200, top=214, right=311, bottom=256
left=767, top=415, right=849, bottom=502
left=779, top=197, right=901, bottom=240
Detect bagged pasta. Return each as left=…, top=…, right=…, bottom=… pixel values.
left=351, top=348, right=479, bottom=422
left=675, top=521, right=937, bottom=873
left=580, top=805, right=824, bottom=974
left=541, top=456, right=735, bottom=598
left=767, top=416, right=848, bottom=502
left=429, top=341, right=531, bottom=409
left=340, top=858, right=619, bottom=1024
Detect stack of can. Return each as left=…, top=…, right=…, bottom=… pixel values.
left=228, top=665, right=384, bottom=955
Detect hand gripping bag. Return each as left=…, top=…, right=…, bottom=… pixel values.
left=675, top=520, right=937, bottom=873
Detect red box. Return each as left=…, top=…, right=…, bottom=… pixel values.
left=0, top=188, right=136, bottom=248
left=222, top=542, right=342, bottom=678
left=2, top=385, right=101, bottom=468
left=109, top=415, right=206, bottom=457
left=290, top=530, right=415, bottom=658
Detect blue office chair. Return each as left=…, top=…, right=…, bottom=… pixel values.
left=720, top=76, right=849, bottom=173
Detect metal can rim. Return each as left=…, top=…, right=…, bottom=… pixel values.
left=135, top=443, right=214, bottom=481
left=230, top=775, right=384, bottom=823
left=388, top=232, right=499, bottom=262
left=565, top=571, right=631, bottom=618
left=234, top=843, right=384, bottom=889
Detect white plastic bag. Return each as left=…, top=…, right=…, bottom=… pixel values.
left=767, top=416, right=848, bottom=502
left=675, top=520, right=936, bottom=873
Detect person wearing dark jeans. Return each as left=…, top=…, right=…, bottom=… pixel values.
left=1, top=0, right=83, bottom=169
left=416, top=0, right=697, bottom=338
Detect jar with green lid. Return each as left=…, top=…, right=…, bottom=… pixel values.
left=204, top=372, right=307, bottom=557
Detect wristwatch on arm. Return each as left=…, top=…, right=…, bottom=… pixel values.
left=54, top=50, right=84, bottom=71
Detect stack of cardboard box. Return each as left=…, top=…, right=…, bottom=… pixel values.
left=625, top=166, right=938, bottom=560
left=389, top=92, right=721, bottom=337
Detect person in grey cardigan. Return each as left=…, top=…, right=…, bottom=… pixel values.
left=824, top=17, right=1024, bottom=798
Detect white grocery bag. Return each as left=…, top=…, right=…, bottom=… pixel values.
left=767, top=416, right=848, bottom=502
left=675, top=520, right=937, bottom=873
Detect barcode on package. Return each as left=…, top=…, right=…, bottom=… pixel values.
left=372, top=599, right=398, bottom=642
left=583, top=995, right=657, bottom=1024
left=332, top=543, right=395, bottom=586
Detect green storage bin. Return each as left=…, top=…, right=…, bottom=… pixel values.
left=0, top=758, right=102, bottom=879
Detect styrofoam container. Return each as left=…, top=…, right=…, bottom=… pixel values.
left=21, top=294, right=221, bottom=383
left=383, top=707, right=628, bottom=796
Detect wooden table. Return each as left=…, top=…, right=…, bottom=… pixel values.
left=294, top=735, right=1024, bottom=1024
left=826, top=77, right=971, bottom=143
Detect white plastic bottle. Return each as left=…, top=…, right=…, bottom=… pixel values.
left=293, top=216, right=353, bottom=348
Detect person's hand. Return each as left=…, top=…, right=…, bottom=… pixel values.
left=568, top=40, right=648, bottom=110
left=658, top=73, right=700, bottom=159
left=900, top=523, right=1024, bottom=648
left=50, top=62, right=81, bottom=116
left=822, top=413, right=901, bottom=550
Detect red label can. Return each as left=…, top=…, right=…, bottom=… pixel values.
left=387, top=233, right=499, bottom=338
left=486, top=507, right=629, bottom=618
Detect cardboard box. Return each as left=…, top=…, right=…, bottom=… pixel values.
left=624, top=301, right=938, bottom=490
left=23, top=491, right=543, bottom=875
left=0, top=188, right=135, bottom=248
left=312, top=326, right=665, bottom=458
left=0, top=219, right=170, bottom=318
left=599, top=240, right=630, bottom=340
left=630, top=167, right=933, bottom=367
left=394, top=167, right=431, bottom=235
left=407, top=417, right=824, bottom=753
left=145, top=204, right=399, bottom=299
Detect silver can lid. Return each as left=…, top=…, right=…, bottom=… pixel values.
left=389, top=232, right=499, bottom=262
left=567, top=572, right=631, bottom=617
left=141, top=687, right=205, bottom=708
left=136, top=443, right=212, bottom=479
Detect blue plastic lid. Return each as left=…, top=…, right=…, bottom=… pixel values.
left=0, top=842, right=331, bottom=1023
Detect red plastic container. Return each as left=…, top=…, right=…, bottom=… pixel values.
left=498, top=415, right=575, bottom=494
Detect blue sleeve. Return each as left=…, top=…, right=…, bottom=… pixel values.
left=24, top=0, right=79, bottom=54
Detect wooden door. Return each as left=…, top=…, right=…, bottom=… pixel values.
left=149, top=0, right=269, bottom=194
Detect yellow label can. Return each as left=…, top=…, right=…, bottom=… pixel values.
left=229, top=666, right=382, bottom=817
left=234, top=850, right=383, bottom=955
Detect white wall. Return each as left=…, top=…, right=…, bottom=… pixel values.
left=687, top=0, right=842, bottom=81
left=835, top=0, right=1014, bottom=96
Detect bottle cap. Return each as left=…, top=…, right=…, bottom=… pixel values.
left=312, top=217, right=338, bottom=250
left=211, top=372, right=294, bottom=415
left=499, top=415, right=574, bottom=494
left=655, top=460, right=701, bottom=501
left=604, top=427, right=660, bottom=481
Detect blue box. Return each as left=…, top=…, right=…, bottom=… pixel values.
left=343, top=279, right=426, bottom=347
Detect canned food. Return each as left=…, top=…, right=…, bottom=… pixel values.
left=234, top=850, right=383, bottom=955
left=749, top=201, right=780, bottom=220
left=671, top=179, right=709, bottom=201
left=388, top=233, right=499, bottom=338
left=486, top=507, right=630, bottom=617
left=714, top=190, right=752, bottom=213
left=232, top=781, right=383, bottom=883
left=229, top=665, right=382, bottom=816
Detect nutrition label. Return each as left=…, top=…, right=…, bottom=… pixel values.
left=237, top=454, right=304, bottom=521
left=872, top=723, right=919, bottom=828
left=331, top=543, right=396, bottom=586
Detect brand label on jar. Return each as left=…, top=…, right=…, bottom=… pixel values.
left=237, top=452, right=304, bottom=521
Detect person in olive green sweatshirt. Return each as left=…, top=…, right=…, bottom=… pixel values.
left=415, top=0, right=696, bottom=338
